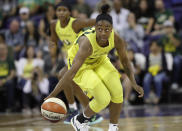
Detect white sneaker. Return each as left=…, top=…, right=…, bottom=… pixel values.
left=108, top=124, right=119, bottom=131
left=71, top=115, right=90, bottom=131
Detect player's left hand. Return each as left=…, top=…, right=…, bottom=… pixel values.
left=132, top=84, right=144, bottom=98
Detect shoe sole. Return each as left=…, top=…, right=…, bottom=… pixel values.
left=89, top=117, right=104, bottom=125
left=71, top=117, right=78, bottom=131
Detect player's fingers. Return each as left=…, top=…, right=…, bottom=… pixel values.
left=44, top=97, right=49, bottom=101
left=138, top=93, right=143, bottom=98
left=44, top=98, right=47, bottom=101
left=138, top=90, right=144, bottom=98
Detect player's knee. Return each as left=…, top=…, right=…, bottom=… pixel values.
left=89, top=94, right=111, bottom=113
left=111, top=88, right=123, bottom=103
left=100, top=95, right=111, bottom=108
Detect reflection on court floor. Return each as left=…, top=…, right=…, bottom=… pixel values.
left=1, top=104, right=182, bottom=131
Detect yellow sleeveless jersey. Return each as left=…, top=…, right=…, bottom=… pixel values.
left=68, top=27, right=115, bottom=65
left=55, top=17, right=80, bottom=50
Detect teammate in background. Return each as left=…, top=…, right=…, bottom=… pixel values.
left=47, top=4, right=144, bottom=131
left=49, top=1, right=103, bottom=124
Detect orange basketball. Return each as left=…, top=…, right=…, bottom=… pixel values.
left=41, top=97, right=67, bottom=123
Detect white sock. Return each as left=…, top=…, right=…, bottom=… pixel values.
left=69, top=102, right=77, bottom=110
left=109, top=123, right=118, bottom=129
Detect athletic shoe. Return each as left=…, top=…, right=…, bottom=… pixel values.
left=89, top=114, right=103, bottom=125
left=64, top=109, right=78, bottom=124
left=108, top=124, right=118, bottom=131
left=71, top=115, right=89, bottom=131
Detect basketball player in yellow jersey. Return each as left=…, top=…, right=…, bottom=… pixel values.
left=49, top=1, right=103, bottom=124
left=47, top=5, right=144, bottom=131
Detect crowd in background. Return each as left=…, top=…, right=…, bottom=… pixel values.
left=0, top=0, right=182, bottom=115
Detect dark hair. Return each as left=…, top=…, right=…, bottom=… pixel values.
left=150, top=39, right=163, bottom=48
left=96, top=4, right=112, bottom=25
left=45, top=3, right=54, bottom=13
left=0, top=33, right=5, bottom=42
left=55, top=1, right=71, bottom=12
left=24, top=45, right=36, bottom=58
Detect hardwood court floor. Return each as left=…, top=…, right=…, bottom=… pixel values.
left=1, top=105, right=182, bottom=131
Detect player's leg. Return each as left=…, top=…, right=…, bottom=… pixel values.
left=100, top=73, right=123, bottom=124
left=59, top=66, right=103, bottom=124
left=71, top=82, right=89, bottom=108
left=58, top=66, right=79, bottom=124
left=71, top=69, right=111, bottom=130
left=95, top=59, right=123, bottom=130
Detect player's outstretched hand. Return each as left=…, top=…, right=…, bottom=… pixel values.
left=132, top=84, right=144, bottom=98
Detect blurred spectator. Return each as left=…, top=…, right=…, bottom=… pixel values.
left=0, top=0, right=17, bottom=17
left=110, top=0, right=130, bottom=37
left=120, top=13, right=145, bottom=52
left=153, top=0, right=175, bottom=32
left=0, top=33, right=5, bottom=43
left=19, top=7, right=30, bottom=33
left=18, top=0, right=40, bottom=15
left=135, top=0, right=154, bottom=35
left=72, top=0, right=92, bottom=18
left=39, top=4, right=55, bottom=40
left=0, top=43, right=16, bottom=112
left=40, top=0, right=57, bottom=5
left=24, top=21, right=39, bottom=47
left=0, top=0, right=18, bottom=30
left=17, top=46, right=48, bottom=115
left=157, top=21, right=182, bottom=90
left=4, top=19, right=24, bottom=60
left=44, top=47, right=65, bottom=77
left=121, top=0, right=138, bottom=11
left=160, top=21, right=181, bottom=55
left=0, top=10, right=3, bottom=30
left=35, top=50, right=44, bottom=69
left=55, top=0, right=62, bottom=5
left=143, top=40, right=171, bottom=104
left=90, top=0, right=112, bottom=19
left=85, top=0, right=99, bottom=8
left=38, top=4, right=55, bottom=58
left=44, top=47, right=65, bottom=93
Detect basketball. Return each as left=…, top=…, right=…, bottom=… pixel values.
left=41, top=97, right=67, bottom=122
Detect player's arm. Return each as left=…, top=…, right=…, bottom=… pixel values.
left=114, top=32, right=144, bottom=98
left=49, top=20, right=59, bottom=56
left=45, top=36, right=92, bottom=99
left=72, top=19, right=96, bottom=33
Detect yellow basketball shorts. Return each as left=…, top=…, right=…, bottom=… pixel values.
left=68, top=57, right=123, bottom=113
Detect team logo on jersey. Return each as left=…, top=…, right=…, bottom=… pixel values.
left=63, top=40, right=71, bottom=45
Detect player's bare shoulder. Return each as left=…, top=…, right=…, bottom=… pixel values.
left=78, top=35, right=92, bottom=55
